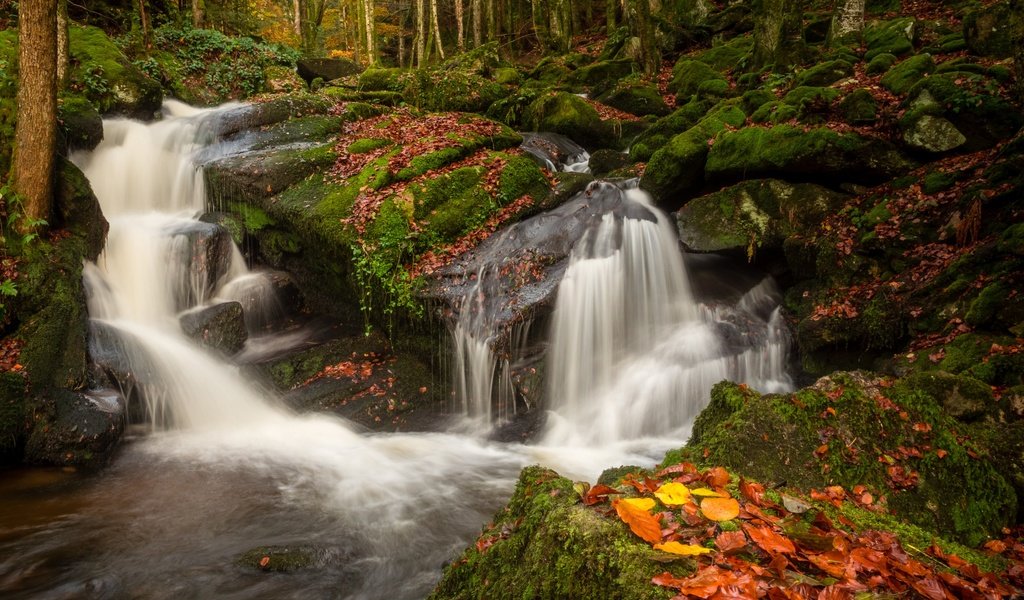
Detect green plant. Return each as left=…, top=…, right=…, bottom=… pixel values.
left=82, top=63, right=112, bottom=99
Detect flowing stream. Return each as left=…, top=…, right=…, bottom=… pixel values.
left=0, top=102, right=791, bottom=599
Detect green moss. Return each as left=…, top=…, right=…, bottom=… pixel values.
left=749, top=101, right=798, bottom=124
left=429, top=466, right=689, bottom=600
left=597, top=81, right=670, bottom=117
left=359, top=67, right=406, bottom=91
left=880, top=54, right=936, bottom=95
left=496, top=153, right=550, bottom=206
left=494, top=68, right=521, bottom=85
left=347, top=138, right=393, bottom=154
left=793, top=60, right=853, bottom=87
left=682, top=376, right=1016, bottom=546
left=396, top=147, right=468, bottom=180
left=629, top=99, right=713, bottom=161
left=670, top=59, right=726, bottom=101
left=69, top=24, right=162, bottom=116
left=866, top=52, right=898, bottom=75
left=524, top=92, right=615, bottom=149
left=569, top=59, right=637, bottom=90
left=838, top=89, right=878, bottom=124
left=965, top=283, right=1009, bottom=327
left=402, top=68, right=509, bottom=113
left=228, top=202, right=275, bottom=232
left=864, top=18, right=916, bottom=61
left=696, top=35, right=753, bottom=72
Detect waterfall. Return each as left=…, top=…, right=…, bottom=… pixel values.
left=543, top=187, right=791, bottom=444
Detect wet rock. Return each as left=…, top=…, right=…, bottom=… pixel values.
left=587, top=149, right=631, bottom=177
left=520, top=132, right=590, bottom=172
left=24, top=388, right=126, bottom=466
left=596, top=81, right=670, bottom=117
left=69, top=25, right=162, bottom=119
left=238, top=544, right=352, bottom=573
left=58, top=97, right=103, bottom=153
left=165, top=221, right=235, bottom=309
left=205, top=94, right=335, bottom=139
left=902, top=114, right=966, bottom=153
left=296, top=57, right=364, bottom=84
left=179, top=302, right=248, bottom=356
left=963, top=3, right=1014, bottom=58
left=523, top=92, right=616, bottom=150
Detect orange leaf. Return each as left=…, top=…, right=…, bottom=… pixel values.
left=742, top=523, right=796, bottom=555
left=583, top=484, right=618, bottom=506
left=739, top=478, right=765, bottom=505
left=715, top=530, right=747, bottom=554
left=259, top=556, right=270, bottom=569
left=613, top=498, right=663, bottom=544
left=703, top=466, right=730, bottom=487
left=701, top=497, right=740, bottom=522
left=653, top=541, right=713, bottom=556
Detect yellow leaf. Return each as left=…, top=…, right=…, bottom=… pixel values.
left=654, top=482, right=691, bottom=506
left=701, top=497, right=741, bottom=522
left=613, top=499, right=662, bottom=544
left=621, top=497, right=656, bottom=511
left=654, top=541, right=713, bottom=556
left=690, top=487, right=727, bottom=498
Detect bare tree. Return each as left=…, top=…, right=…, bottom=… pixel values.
left=430, top=0, right=445, bottom=60
left=14, top=0, right=57, bottom=230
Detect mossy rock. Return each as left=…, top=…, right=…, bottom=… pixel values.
left=523, top=92, right=616, bottom=150
left=864, top=17, right=917, bottom=61
left=695, top=34, right=753, bottom=71
left=57, top=96, right=103, bottom=153
left=963, top=3, right=1014, bottom=58
left=749, top=101, right=798, bottom=125
left=898, top=333, right=1024, bottom=387
left=568, top=58, right=637, bottom=91
left=359, top=67, right=406, bottom=91
left=68, top=24, right=162, bottom=118
left=866, top=52, right=898, bottom=75
left=263, top=64, right=305, bottom=94
left=493, top=67, right=522, bottom=85
left=880, top=54, right=936, bottom=95
left=779, top=86, right=840, bottom=122
left=669, top=59, right=727, bottom=102
left=237, top=545, right=346, bottom=572
left=588, top=149, right=631, bottom=177
left=596, top=81, right=670, bottom=117
left=684, top=375, right=1016, bottom=546
left=793, top=59, right=853, bottom=87
left=901, top=114, right=967, bottom=153
left=639, top=102, right=747, bottom=207
left=901, top=72, right=1022, bottom=151
left=628, top=98, right=713, bottom=162
left=676, top=179, right=848, bottom=256
left=429, top=466, right=690, bottom=600
left=705, top=125, right=915, bottom=186
left=402, top=68, right=509, bottom=113
left=838, top=88, right=878, bottom=124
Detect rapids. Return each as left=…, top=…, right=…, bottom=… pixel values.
left=0, top=101, right=792, bottom=599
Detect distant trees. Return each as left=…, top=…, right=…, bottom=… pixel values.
left=13, top=0, right=58, bottom=230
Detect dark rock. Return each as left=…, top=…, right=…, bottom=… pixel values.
left=24, top=388, right=125, bottom=466
left=963, top=3, right=1014, bottom=58
left=520, top=132, right=590, bottom=172
left=164, top=221, right=236, bottom=309
left=58, top=97, right=103, bottom=153
left=296, top=58, right=364, bottom=84
left=180, top=302, right=248, bottom=355
left=597, top=82, right=670, bottom=117
left=237, top=544, right=353, bottom=573
left=587, top=149, right=630, bottom=177
left=901, top=371, right=991, bottom=422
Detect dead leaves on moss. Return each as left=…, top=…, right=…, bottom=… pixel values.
left=582, top=463, right=1021, bottom=599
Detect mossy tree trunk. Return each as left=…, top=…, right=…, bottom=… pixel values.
left=415, top=0, right=426, bottom=65
left=14, top=0, right=57, bottom=231
left=627, top=0, right=660, bottom=75
left=828, top=0, right=865, bottom=46
left=455, top=0, right=465, bottom=51
left=607, top=0, right=618, bottom=31
left=472, top=0, right=482, bottom=46
left=192, top=0, right=204, bottom=28
left=751, top=0, right=806, bottom=71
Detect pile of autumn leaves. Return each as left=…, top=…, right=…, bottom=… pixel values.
left=582, top=463, right=1022, bottom=599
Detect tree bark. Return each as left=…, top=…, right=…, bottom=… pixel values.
left=430, top=0, right=445, bottom=60
left=363, top=0, right=376, bottom=64
left=57, top=0, right=69, bottom=86
left=293, top=0, right=302, bottom=37
left=751, top=0, right=805, bottom=70
left=532, top=0, right=550, bottom=49
left=455, top=0, right=465, bottom=51
left=138, top=0, right=151, bottom=48
left=192, top=0, right=204, bottom=28
left=14, top=0, right=57, bottom=230
left=626, top=0, right=659, bottom=74
left=473, top=0, right=482, bottom=46
left=828, top=0, right=865, bottom=46
left=415, top=0, right=426, bottom=65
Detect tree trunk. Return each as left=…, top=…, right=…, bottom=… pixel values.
left=14, top=0, right=57, bottom=230
left=363, top=0, right=376, bottom=64
left=626, top=0, right=659, bottom=74
left=57, top=0, right=69, bottom=86
left=473, top=0, right=482, bottom=46
left=293, top=0, right=302, bottom=37
left=192, top=0, right=204, bottom=28
left=828, top=0, right=865, bottom=46
left=138, top=0, right=151, bottom=48
left=415, top=0, right=426, bottom=65
left=455, top=0, right=465, bottom=51
left=751, top=0, right=805, bottom=70
left=431, top=0, right=445, bottom=60
left=532, top=0, right=550, bottom=48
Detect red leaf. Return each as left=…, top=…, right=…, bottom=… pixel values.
left=742, top=523, right=796, bottom=555
left=739, top=478, right=765, bottom=506
left=703, top=466, right=731, bottom=488
left=715, top=530, right=747, bottom=555
left=583, top=484, right=618, bottom=506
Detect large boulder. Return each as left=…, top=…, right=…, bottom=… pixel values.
left=164, top=221, right=236, bottom=309
left=23, top=389, right=125, bottom=466
left=684, top=374, right=1016, bottom=546
left=963, top=2, right=1014, bottom=58
left=704, top=125, right=915, bottom=186
left=68, top=24, right=161, bottom=119
left=902, top=114, right=967, bottom=153
left=676, top=179, right=848, bottom=256
left=296, top=57, right=363, bottom=84
left=596, top=81, right=670, bottom=117
left=523, top=92, right=617, bottom=150
left=58, top=96, right=103, bottom=153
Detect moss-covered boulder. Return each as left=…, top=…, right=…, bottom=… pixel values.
left=639, top=102, right=746, bottom=208
left=682, top=374, right=1016, bottom=546
left=866, top=52, right=898, bottom=75
left=838, top=88, right=878, bottom=124
left=705, top=125, right=915, bottom=186
left=628, top=98, right=713, bottom=162
left=902, top=114, right=967, bottom=153
left=793, top=59, right=853, bottom=87
left=596, top=80, right=670, bottom=117
left=568, top=58, right=637, bottom=91
left=963, top=2, right=1014, bottom=58
left=864, top=17, right=917, bottom=61
left=669, top=59, right=727, bottom=102
left=880, top=53, right=936, bottom=95
left=523, top=92, right=616, bottom=150
left=296, top=57, right=363, bottom=84
left=402, top=68, right=509, bottom=113
left=676, top=179, right=848, bottom=257
left=429, top=466, right=686, bottom=600
left=58, top=96, right=103, bottom=153
left=900, top=72, right=1022, bottom=151
left=69, top=24, right=162, bottom=118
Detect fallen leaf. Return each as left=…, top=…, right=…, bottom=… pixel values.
left=742, top=522, right=796, bottom=555
left=703, top=466, right=731, bottom=487
left=701, top=497, right=740, bottom=522
left=259, top=556, right=270, bottom=569
left=654, top=541, right=713, bottom=556
left=715, top=530, right=747, bottom=554
left=622, top=497, right=656, bottom=511
left=614, top=498, right=663, bottom=544
left=690, top=487, right=727, bottom=498
left=781, top=494, right=811, bottom=514
left=654, top=482, right=692, bottom=506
